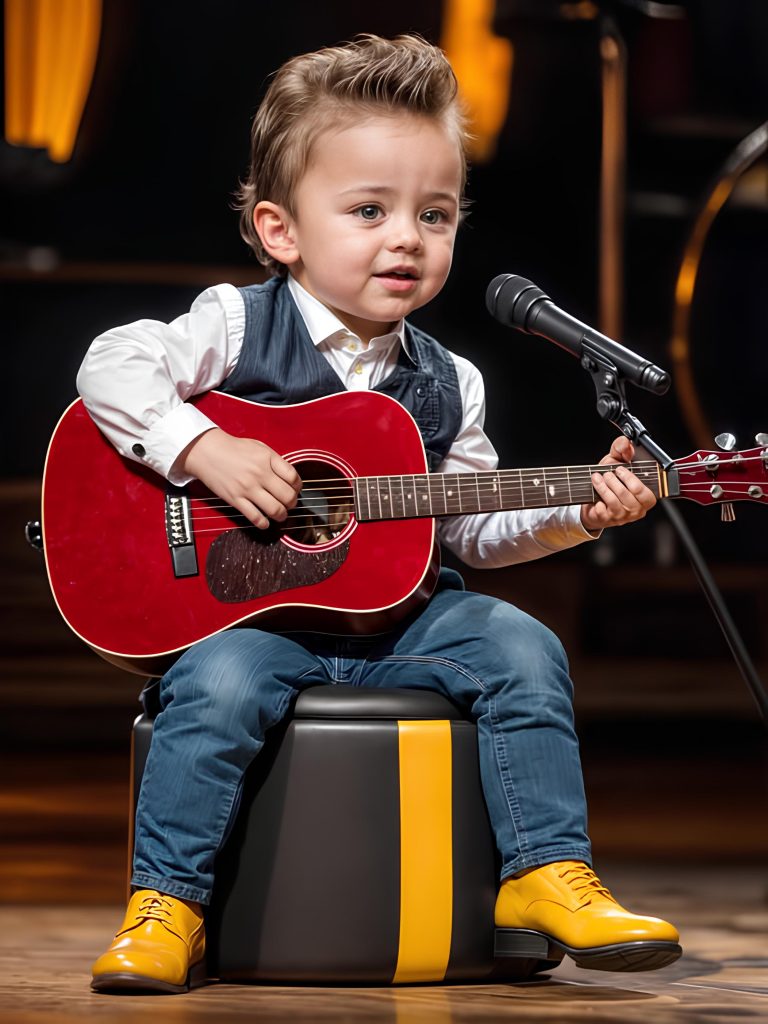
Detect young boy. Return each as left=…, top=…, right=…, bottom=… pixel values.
left=80, top=34, right=680, bottom=994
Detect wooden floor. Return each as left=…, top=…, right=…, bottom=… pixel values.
left=2, top=865, right=767, bottom=1023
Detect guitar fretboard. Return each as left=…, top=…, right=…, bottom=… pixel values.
left=353, top=463, right=663, bottom=522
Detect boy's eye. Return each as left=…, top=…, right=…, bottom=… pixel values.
left=421, top=209, right=445, bottom=225
left=354, top=204, right=383, bottom=221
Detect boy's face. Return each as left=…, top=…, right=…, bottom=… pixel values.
left=282, top=114, right=462, bottom=343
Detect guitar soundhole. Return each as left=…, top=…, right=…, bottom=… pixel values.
left=287, top=460, right=354, bottom=547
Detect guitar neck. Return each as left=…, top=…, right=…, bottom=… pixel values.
left=353, top=461, right=667, bottom=522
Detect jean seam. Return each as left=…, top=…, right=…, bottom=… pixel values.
left=368, top=654, right=487, bottom=690
left=489, top=693, right=529, bottom=863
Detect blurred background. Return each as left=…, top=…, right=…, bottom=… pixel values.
left=1, top=0, right=767, bottom=904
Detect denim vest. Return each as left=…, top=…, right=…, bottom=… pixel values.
left=220, top=277, right=463, bottom=471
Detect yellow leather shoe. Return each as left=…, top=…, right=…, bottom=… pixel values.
left=91, top=890, right=207, bottom=993
left=494, top=861, right=682, bottom=972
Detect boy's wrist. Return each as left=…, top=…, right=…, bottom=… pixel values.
left=132, top=404, right=219, bottom=485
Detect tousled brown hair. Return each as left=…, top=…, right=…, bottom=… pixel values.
left=235, top=34, right=469, bottom=275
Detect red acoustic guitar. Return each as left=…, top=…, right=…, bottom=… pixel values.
left=41, top=390, right=768, bottom=674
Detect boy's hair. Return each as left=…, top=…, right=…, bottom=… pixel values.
left=236, top=33, right=469, bottom=276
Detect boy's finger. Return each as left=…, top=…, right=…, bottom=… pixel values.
left=234, top=496, right=270, bottom=530
left=271, top=455, right=302, bottom=490
left=594, top=470, right=642, bottom=514
left=609, top=435, right=634, bottom=463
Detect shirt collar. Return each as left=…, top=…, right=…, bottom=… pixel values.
left=286, top=274, right=414, bottom=362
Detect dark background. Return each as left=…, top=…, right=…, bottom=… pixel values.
left=3, top=1, right=768, bottom=555
left=1, top=0, right=767, bottom=902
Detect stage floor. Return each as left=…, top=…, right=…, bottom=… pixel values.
left=2, top=865, right=766, bottom=1024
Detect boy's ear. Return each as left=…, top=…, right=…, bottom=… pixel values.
left=253, top=201, right=300, bottom=266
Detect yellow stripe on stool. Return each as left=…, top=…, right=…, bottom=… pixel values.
left=392, top=720, right=453, bottom=983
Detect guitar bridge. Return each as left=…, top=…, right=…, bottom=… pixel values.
left=165, top=489, right=199, bottom=577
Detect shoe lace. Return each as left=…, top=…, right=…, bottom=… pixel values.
left=558, top=863, right=616, bottom=905
left=136, top=893, right=175, bottom=923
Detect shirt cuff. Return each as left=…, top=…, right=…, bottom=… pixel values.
left=564, top=503, right=602, bottom=540
left=135, top=402, right=218, bottom=484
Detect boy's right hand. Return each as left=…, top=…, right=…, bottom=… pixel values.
left=179, top=428, right=302, bottom=529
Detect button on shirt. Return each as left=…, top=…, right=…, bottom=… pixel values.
left=77, top=275, right=596, bottom=568
left=289, top=278, right=405, bottom=392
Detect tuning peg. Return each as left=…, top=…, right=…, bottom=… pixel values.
left=714, top=432, right=736, bottom=451
left=755, top=433, right=768, bottom=446
left=721, top=502, right=736, bottom=523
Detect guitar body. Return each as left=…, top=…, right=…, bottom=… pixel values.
left=42, top=385, right=767, bottom=677
left=42, top=391, right=439, bottom=675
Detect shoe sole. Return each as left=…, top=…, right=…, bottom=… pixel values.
left=91, top=959, right=208, bottom=994
left=495, top=928, right=682, bottom=973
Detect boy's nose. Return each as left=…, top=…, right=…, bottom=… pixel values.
left=387, top=219, right=423, bottom=252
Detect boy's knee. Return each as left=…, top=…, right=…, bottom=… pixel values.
left=487, top=602, right=566, bottom=664
left=163, top=629, right=298, bottom=714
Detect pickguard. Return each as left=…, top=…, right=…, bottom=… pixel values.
left=206, top=528, right=350, bottom=603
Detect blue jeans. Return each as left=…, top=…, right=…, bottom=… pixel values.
left=133, top=570, right=591, bottom=904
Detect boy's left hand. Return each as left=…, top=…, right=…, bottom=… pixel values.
left=580, top=435, right=657, bottom=532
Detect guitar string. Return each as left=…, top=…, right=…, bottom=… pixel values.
left=178, top=452, right=766, bottom=496
left=215, top=452, right=767, bottom=490
left=189, top=460, right=664, bottom=493
left=178, top=451, right=764, bottom=528
left=181, top=486, right=763, bottom=537
left=186, top=477, right=763, bottom=520
left=186, top=463, right=665, bottom=511
left=186, top=479, right=762, bottom=522
left=183, top=455, right=766, bottom=511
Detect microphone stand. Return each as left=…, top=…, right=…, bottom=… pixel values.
left=581, top=350, right=768, bottom=723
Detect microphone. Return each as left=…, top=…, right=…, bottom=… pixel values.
left=485, top=274, right=671, bottom=395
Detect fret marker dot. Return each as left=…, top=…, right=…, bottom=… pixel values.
left=548, top=485, right=555, bottom=497
left=447, top=489, right=453, bottom=497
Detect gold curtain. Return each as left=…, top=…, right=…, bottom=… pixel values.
left=4, top=0, right=102, bottom=162
left=441, top=0, right=513, bottom=163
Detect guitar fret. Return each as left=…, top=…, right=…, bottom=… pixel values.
left=397, top=473, right=409, bottom=520
left=364, top=477, right=373, bottom=521
left=503, top=470, right=523, bottom=510
left=405, top=476, right=414, bottom=517
left=429, top=474, right=441, bottom=515
left=355, top=479, right=367, bottom=521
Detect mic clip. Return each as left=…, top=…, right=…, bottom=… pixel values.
left=579, top=344, right=675, bottom=471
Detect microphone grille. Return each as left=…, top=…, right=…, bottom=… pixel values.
left=485, top=275, right=547, bottom=330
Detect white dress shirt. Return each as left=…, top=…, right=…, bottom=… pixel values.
left=77, top=275, right=596, bottom=568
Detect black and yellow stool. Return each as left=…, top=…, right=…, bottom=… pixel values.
left=131, top=684, right=560, bottom=983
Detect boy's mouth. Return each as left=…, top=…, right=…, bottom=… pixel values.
left=374, top=267, right=420, bottom=282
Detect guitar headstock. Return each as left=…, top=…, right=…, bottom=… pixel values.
left=672, top=443, right=768, bottom=508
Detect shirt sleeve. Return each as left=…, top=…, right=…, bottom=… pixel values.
left=436, top=352, right=599, bottom=567
left=76, top=283, right=245, bottom=484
